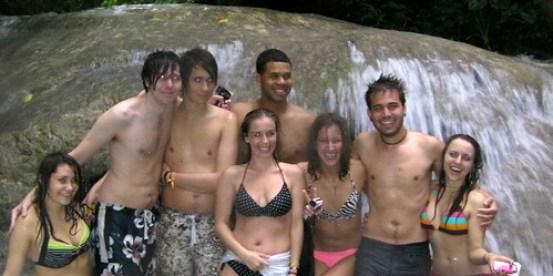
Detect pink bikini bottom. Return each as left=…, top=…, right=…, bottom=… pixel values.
left=314, top=248, right=358, bottom=268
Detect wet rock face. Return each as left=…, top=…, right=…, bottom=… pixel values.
left=0, top=4, right=545, bottom=187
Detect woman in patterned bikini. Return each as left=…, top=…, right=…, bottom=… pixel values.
left=215, top=108, right=305, bottom=276
left=299, top=113, right=368, bottom=276
left=421, top=134, right=517, bottom=275
left=3, top=152, right=93, bottom=276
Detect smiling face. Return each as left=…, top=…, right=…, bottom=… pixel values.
left=443, top=138, right=476, bottom=184
left=368, top=89, right=406, bottom=138
left=46, top=163, right=79, bottom=206
left=152, top=67, right=182, bottom=105
left=256, top=61, right=293, bottom=103
left=316, top=124, right=343, bottom=167
left=245, top=116, right=278, bottom=158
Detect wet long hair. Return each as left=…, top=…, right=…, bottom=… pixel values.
left=306, top=113, right=352, bottom=181
left=141, top=50, right=181, bottom=92
left=365, top=73, right=407, bottom=109
left=240, top=108, right=281, bottom=162
left=435, top=134, right=484, bottom=221
left=33, top=152, right=85, bottom=242
left=180, top=47, right=218, bottom=93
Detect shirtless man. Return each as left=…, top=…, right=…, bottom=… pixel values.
left=156, top=48, right=238, bottom=275
left=9, top=50, right=182, bottom=275
left=353, top=74, right=496, bottom=275
left=231, top=48, right=315, bottom=164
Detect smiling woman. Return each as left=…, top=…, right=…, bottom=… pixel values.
left=215, top=108, right=306, bottom=276
left=421, top=134, right=519, bottom=275
left=2, top=152, right=94, bottom=276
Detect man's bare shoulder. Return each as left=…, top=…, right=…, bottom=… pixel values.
left=286, top=103, right=314, bottom=118
left=230, top=100, right=258, bottom=121
left=354, top=130, right=378, bottom=146
left=409, top=131, right=444, bottom=153
left=210, top=104, right=237, bottom=122
left=106, top=94, right=143, bottom=120
left=410, top=131, right=442, bottom=144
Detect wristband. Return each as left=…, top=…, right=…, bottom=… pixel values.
left=483, top=252, right=491, bottom=263
left=170, top=172, right=176, bottom=189
left=162, top=171, right=171, bottom=186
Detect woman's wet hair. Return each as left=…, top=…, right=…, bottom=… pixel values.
left=434, top=134, right=484, bottom=225
left=240, top=108, right=281, bottom=162
left=307, top=113, right=352, bottom=180
left=141, top=50, right=181, bottom=92
left=34, top=152, right=85, bottom=242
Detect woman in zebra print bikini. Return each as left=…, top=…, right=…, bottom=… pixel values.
left=298, top=113, right=368, bottom=276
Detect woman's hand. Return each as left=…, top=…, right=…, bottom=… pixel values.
left=9, top=188, right=36, bottom=234
left=302, top=187, right=323, bottom=220
left=485, top=252, right=517, bottom=275
left=240, top=250, right=270, bottom=271
left=477, top=195, right=498, bottom=226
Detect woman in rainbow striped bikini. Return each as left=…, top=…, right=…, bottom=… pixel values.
left=421, top=134, right=517, bottom=276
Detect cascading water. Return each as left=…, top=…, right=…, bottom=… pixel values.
left=204, top=41, right=553, bottom=274
left=319, top=41, right=553, bottom=274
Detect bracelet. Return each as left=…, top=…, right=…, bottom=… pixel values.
left=483, top=252, right=491, bottom=263
left=170, top=172, right=176, bottom=189
left=162, top=171, right=171, bottom=186
left=289, top=260, right=299, bottom=270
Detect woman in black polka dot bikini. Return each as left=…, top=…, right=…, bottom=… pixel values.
left=215, top=108, right=306, bottom=276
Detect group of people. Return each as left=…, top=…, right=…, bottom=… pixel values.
left=3, top=47, right=519, bottom=276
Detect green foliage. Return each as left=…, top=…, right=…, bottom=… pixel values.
left=101, top=0, right=181, bottom=7
left=0, top=0, right=550, bottom=59
left=0, top=0, right=102, bottom=15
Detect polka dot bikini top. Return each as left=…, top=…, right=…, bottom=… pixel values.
left=234, top=162, right=292, bottom=217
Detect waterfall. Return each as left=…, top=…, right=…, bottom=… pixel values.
left=321, top=41, right=553, bottom=274
left=193, top=40, right=553, bottom=275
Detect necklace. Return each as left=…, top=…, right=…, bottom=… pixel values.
left=324, top=179, right=339, bottom=195
left=380, top=130, right=407, bottom=145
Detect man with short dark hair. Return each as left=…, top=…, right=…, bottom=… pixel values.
left=231, top=48, right=315, bottom=165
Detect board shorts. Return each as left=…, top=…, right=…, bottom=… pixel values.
left=94, top=202, right=158, bottom=276
left=156, top=206, right=224, bottom=276
left=354, top=236, right=431, bottom=276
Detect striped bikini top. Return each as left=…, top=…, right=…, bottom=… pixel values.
left=420, top=186, right=468, bottom=235
left=311, top=173, right=360, bottom=220
left=35, top=219, right=92, bottom=268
